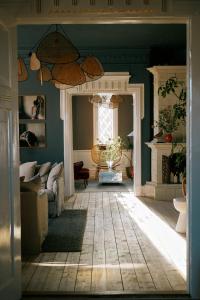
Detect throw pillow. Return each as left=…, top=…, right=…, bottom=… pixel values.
left=20, top=175, right=41, bottom=192
left=20, top=161, right=37, bottom=182
left=39, top=162, right=52, bottom=189
left=46, top=162, right=63, bottom=191
left=39, top=162, right=51, bottom=177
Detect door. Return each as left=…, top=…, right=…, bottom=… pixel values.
left=0, top=23, right=21, bottom=300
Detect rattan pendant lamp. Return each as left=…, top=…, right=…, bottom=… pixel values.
left=27, top=24, right=104, bottom=89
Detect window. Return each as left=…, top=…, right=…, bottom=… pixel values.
left=93, top=104, right=118, bottom=144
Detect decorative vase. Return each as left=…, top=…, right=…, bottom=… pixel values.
left=164, top=133, right=173, bottom=143
left=106, top=160, right=113, bottom=171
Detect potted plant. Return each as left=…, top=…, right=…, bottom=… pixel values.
left=155, top=106, right=179, bottom=142
left=102, top=136, right=122, bottom=170
left=123, top=136, right=134, bottom=179
left=168, top=144, right=186, bottom=183
left=158, top=76, right=186, bottom=124
left=155, top=76, right=186, bottom=142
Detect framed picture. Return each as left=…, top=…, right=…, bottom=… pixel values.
left=19, top=95, right=45, bottom=120
left=19, top=123, right=46, bottom=148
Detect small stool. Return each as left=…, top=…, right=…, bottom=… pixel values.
left=173, top=197, right=186, bottom=233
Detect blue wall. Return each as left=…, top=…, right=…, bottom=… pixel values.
left=19, top=70, right=64, bottom=164
left=18, top=26, right=186, bottom=185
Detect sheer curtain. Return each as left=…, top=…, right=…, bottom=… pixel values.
left=60, top=90, right=75, bottom=197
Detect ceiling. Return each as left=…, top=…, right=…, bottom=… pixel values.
left=18, top=24, right=186, bottom=50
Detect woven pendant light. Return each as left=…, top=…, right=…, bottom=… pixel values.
left=18, top=57, right=28, bottom=81
left=36, top=31, right=79, bottom=64
left=37, top=66, right=52, bottom=83
left=81, top=56, right=104, bottom=79
left=88, top=95, right=102, bottom=104
left=52, top=62, right=86, bottom=86
left=30, top=52, right=41, bottom=70
left=51, top=80, right=72, bottom=90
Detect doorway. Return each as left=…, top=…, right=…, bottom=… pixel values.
left=18, top=23, right=188, bottom=296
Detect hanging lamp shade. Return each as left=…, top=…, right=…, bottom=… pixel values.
left=81, top=56, right=104, bottom=79
left=88, top=95, right=102, bottom=104
left=36, top=31, right=79, bottom=64
left=51, top=80, right=73, bottom=90
left=37, top=66, right=52, bottom=82
left=52, top=62, right=86, bottom=86
left=18, top=57, right=28, bottom=81
left=110, top=95, right=123, bottom=104
left=30, top=52, right=41, bottom=70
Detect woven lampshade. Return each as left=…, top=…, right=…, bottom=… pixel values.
left=51, top=80, right=73, bottom=90
left=36, top=31, right=79, bottom=64
left=18, top=57, right=28, bottom=81
left=88, top=95, right=102, bottom=104
left=30, top=52, right=40, bottom=71
left=109, top=95, right=123, bottom=108
left=52, top=62, right=86, bottom=86
left=81, top=56, right=104, bottom=79
left=37, top=66, right=52, bottom=82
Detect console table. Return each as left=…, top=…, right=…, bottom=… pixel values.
left=99, top=170, right=122, bottom=183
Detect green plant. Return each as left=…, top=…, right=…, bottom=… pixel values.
left=158, top=76, right=186, bottom=124
left=102, top=136, right=123, bottom=162
left=155, top=106, right=179, bottom=134
left=168, top=144, right=186, bottom=182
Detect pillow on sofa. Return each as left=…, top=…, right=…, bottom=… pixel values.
left=39, top=162, right=51, bottom=189
left=20, top=161, right=37, bottom=182
left=20, top=175, right=41, bottom=193
left=47, top=162, right=63, bottom=191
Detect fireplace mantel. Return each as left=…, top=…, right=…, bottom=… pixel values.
left=144, top=141, right=185, bottom=201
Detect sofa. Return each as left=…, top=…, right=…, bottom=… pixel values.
left=20, top=161, right=65, bottom=218
left=20, top=177, right=48, bottom=255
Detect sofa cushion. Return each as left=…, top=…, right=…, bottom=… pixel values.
left=47, top=162, right=63, bottom=191
left=20, top=175, right=41, bottom=192
left=39, top=162, right=51, bottom=177
left=20, top=161, right=37, bottom=182
left=39, top=162, right=51, bottom=189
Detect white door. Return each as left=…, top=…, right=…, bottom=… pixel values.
left=0, top=23, right=21, bottom=300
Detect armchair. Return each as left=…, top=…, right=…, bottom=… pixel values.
left=74, top=161, right=89, bottom=188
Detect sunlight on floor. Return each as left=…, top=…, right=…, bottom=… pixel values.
left=118, top=192, right=186, bottom=280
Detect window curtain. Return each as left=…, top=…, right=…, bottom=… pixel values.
left=60, top=90, right=75, bottom=197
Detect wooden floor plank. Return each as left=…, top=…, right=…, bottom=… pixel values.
left=59, top=252, right=80, bottom=292
left=26, top=253, right=56, bottom=291
left=43, top=252, right=68, bottom=291
left=22, top=191, right=186, bottom=294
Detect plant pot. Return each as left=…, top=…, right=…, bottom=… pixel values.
left=126, top=166, right=134, bottom=179
left=164, top=133, right=173, bottom=143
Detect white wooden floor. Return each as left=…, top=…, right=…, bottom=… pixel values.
left=22, top=192, right=186, bottom=294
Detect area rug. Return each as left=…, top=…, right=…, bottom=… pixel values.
left=42, top=209, right=87, bottom=252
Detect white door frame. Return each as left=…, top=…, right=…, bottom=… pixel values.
left=61, top=73, right=144, bottom=196
left=0, top=24, right=21, bottom=300
left=3, top=5, right=200, bottom=297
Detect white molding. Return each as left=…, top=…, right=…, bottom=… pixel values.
left=113, top=107, right=118, bottom=139
left=62, top=73, right=144, bottom=196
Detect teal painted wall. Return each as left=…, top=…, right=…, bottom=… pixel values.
left=18, top=26, right=186, bottom=184
left=19, top=70, right=64, bottom=164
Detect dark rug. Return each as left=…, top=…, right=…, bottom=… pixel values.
left=42, top=209, right=87, bottom=252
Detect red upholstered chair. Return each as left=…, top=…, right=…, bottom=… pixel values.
left=74, top=161, right=89, bottom=188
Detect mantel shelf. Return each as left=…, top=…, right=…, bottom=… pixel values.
left=146, top=141, right=186, bottom=150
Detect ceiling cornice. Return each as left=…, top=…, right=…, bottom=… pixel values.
left=0, top=0, right=200, bottom=25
